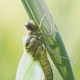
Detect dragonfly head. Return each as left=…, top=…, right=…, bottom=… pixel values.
left=25, top=20, right=38, bottom=31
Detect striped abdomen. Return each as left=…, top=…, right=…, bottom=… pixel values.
left=39, top=53, right=53, bottom=80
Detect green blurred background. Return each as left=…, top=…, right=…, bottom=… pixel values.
left=0, top=0, right=80, bottom=80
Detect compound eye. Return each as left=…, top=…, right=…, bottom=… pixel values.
left=25, top=20, right=38, bottom=31
left=25, top=22, right=34, bottom=30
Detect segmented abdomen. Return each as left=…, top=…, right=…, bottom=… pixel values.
left=39, top=54, right=53, bottom=80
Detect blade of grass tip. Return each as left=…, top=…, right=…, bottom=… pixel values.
left=19, top=0, right=75, bottom=80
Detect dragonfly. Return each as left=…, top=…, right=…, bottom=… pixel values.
left=24, top=14, right=53, bottom=80
left=23, top=14, right=75, bottom=80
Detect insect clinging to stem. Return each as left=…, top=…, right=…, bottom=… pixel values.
left=24, top=13, right=53, bottom=80
left=24, top=13, right=75, bottom=80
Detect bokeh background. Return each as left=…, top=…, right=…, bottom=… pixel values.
left=0, top=0, right=80, bottom=80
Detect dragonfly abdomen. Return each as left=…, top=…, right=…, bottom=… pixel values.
left=39, top=55, right=53, bottom=80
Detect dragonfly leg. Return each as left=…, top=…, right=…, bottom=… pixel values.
left=44, top=40, right=53, bottom=54
left=39, top=13, right=53, bottom=36
left=43, top=25, right=53, bottom=36
left=44, top=40, right=75, bottom=64
left=39, top=13, right=46, bottom=30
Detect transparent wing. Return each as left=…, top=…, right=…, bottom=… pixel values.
left=16, top=51, right=44, bottom=80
